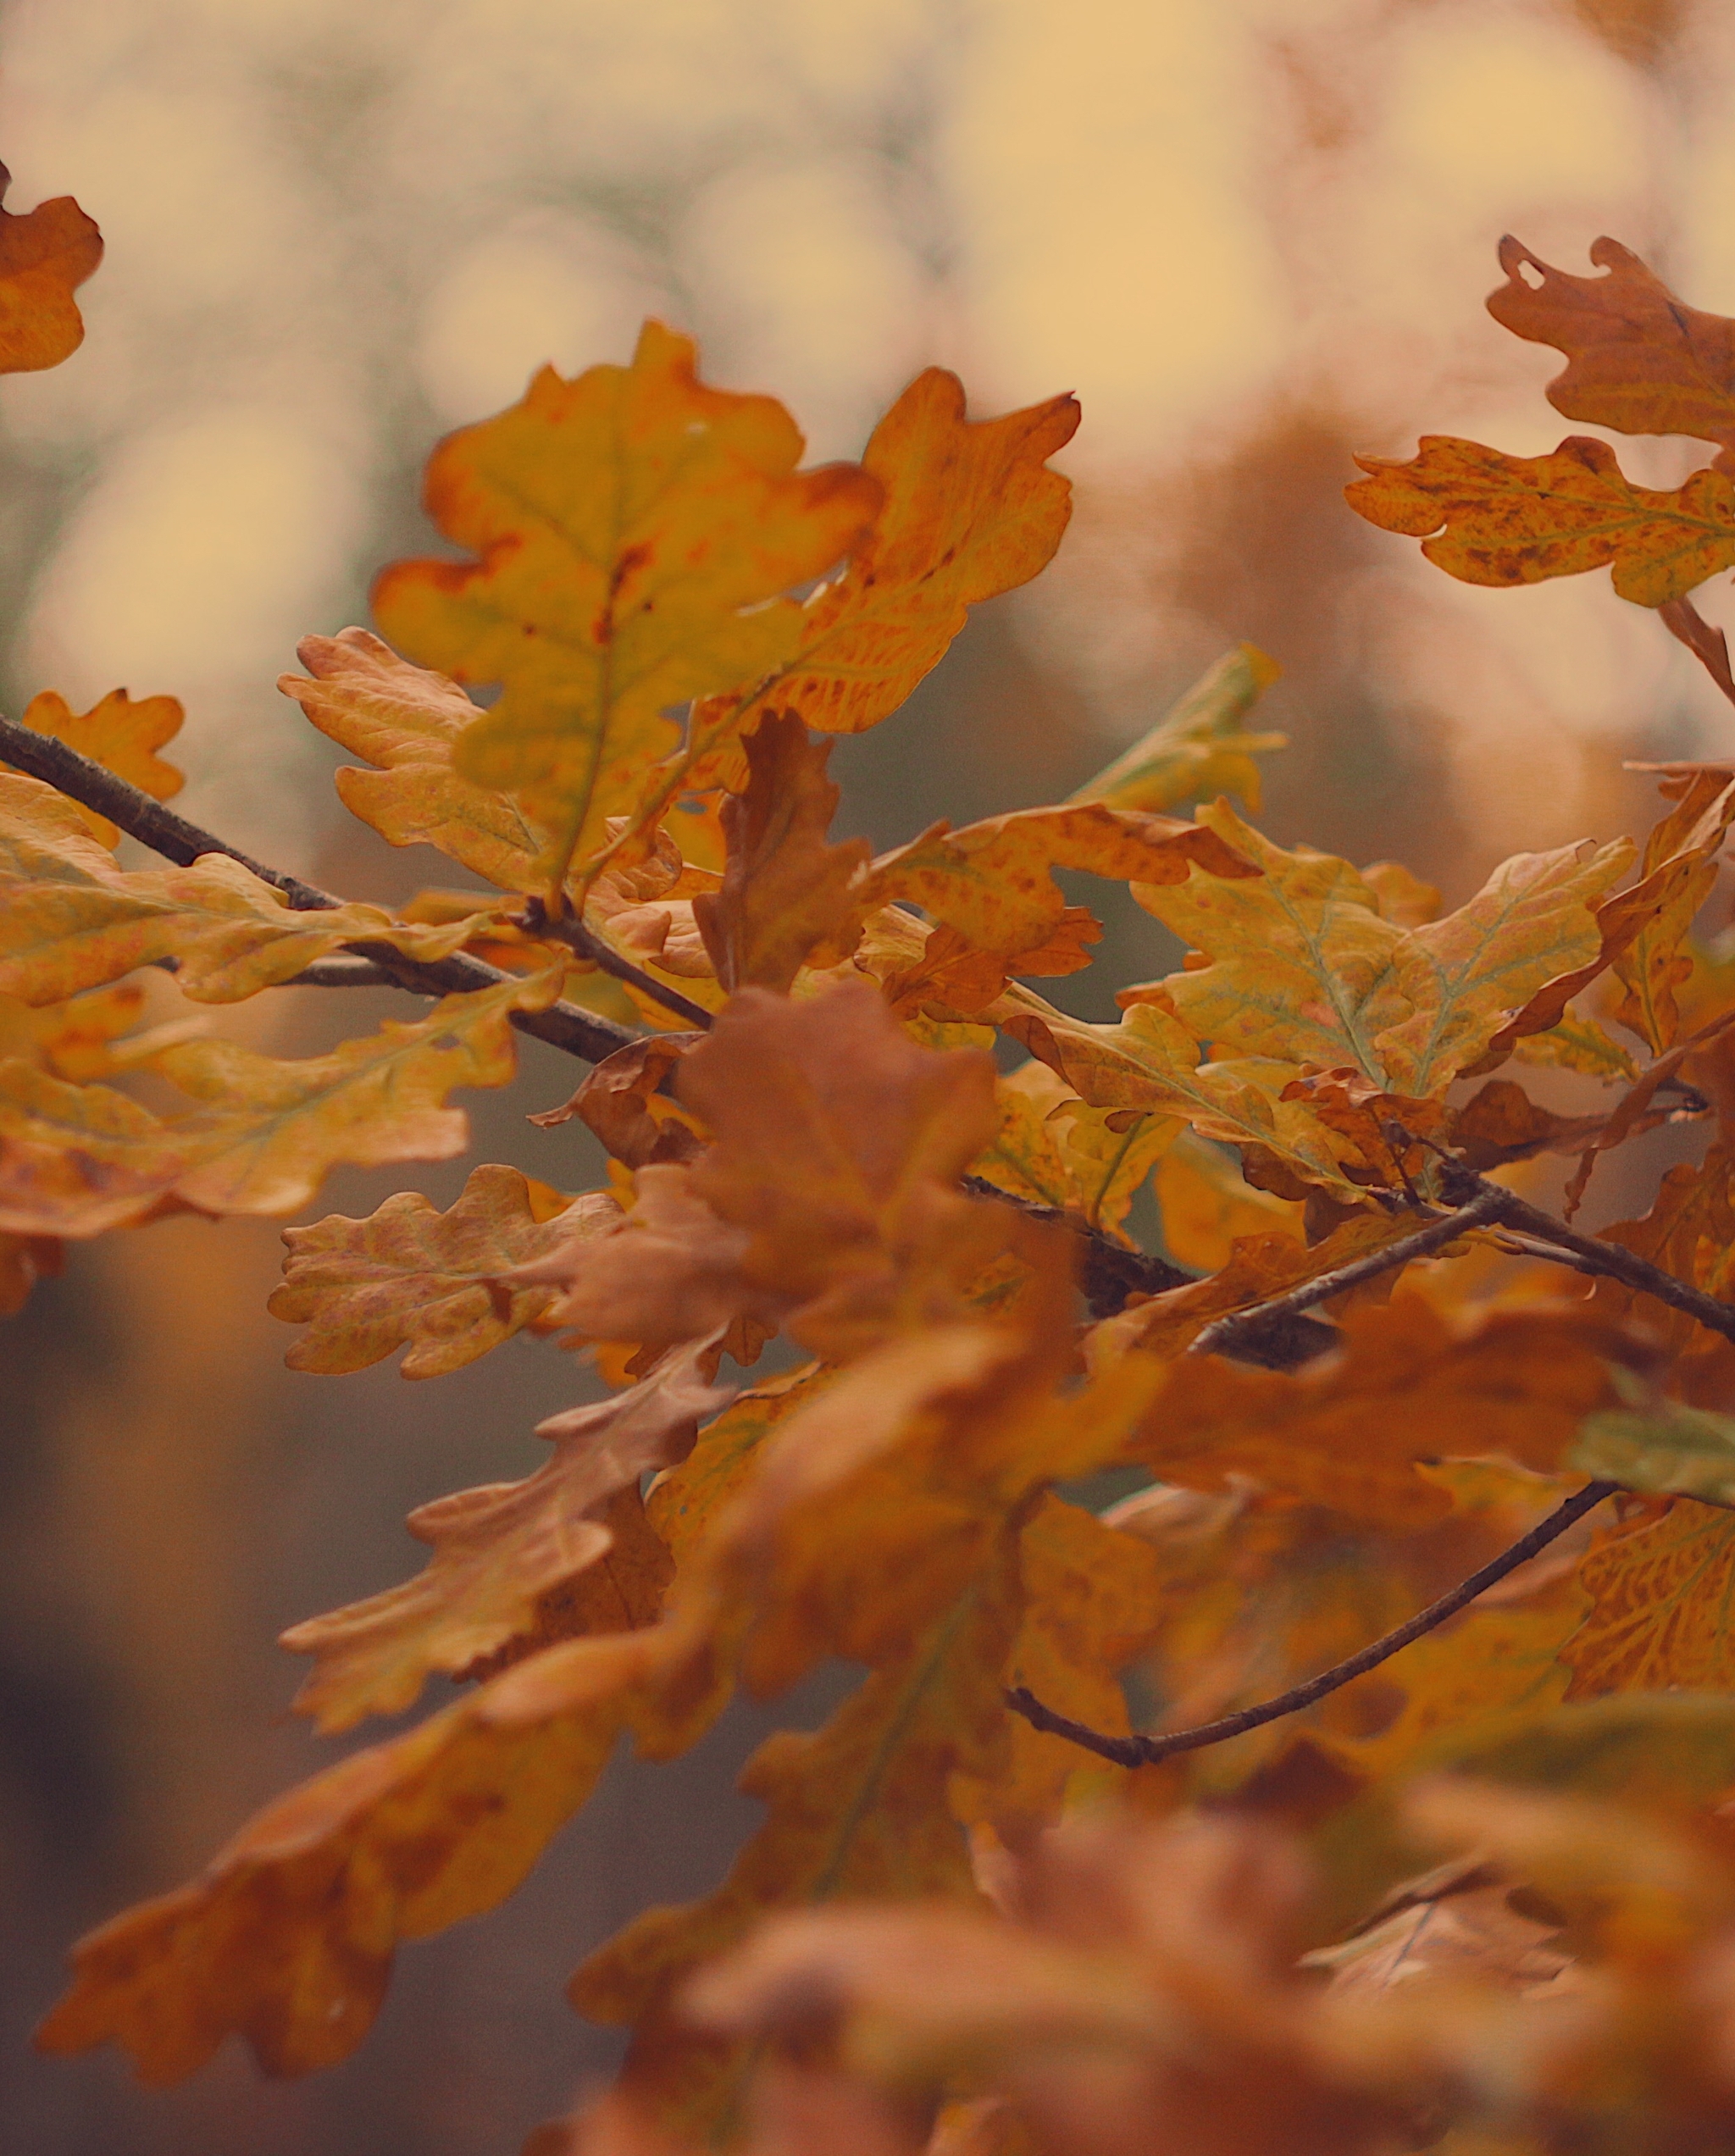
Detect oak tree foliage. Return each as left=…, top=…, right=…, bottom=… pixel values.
left=15, top=170, right=1735, bottom=2153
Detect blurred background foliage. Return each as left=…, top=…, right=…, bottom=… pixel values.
left=4, top=0, right=1733, bottom=2149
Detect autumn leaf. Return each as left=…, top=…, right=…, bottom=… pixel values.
left=280, top=629, right=550, bottom=892
left=0, top=978, right=193, bottom=1084
left=1486, top=235, right=1735, bottom=458
left=280, top=1340, right=730, bottom=1732
left=532, top=1034, right=706, bottom=1171
left=1119, top=1300, right=1631, bottom=1527
left=1153, top=1130, right=1301, bottom=1272
left=18, top=688, right=183, bottom=846
left=0, top=164, right=101, bottom=373
left=968, top=1057, right=1179, bottom=1241
left=1583, top=1145, right=1735, bottom=1362
left=0, top=772, right=505, bottom=1005
left=372, top=321, right=882, bottom=897
left=1610, top=765, right=1735, bottom=1053
left=1560, top=1498, right=1735, bottom=1698
left=0, top=1227, right=59, bottom=1316
left=690, top=712, right=870, bottom=992
left=0, top=972, right=561, bottom=1231
left=1067, top=644, right=1286, bottom=815
left=35, top=1626, right=669, bottom=2083
left=1134, top=800, right=1632, bottom=1095
left=1344, top=433, right=1735, bottom=607
left=269, top=1162, right=601, bottom=1378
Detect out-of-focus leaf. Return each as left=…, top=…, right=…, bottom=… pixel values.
left=1153, top=1131, right=1301, bottom=1272
left=1067, top=644, right=1285, bottom=815
left=269, top=1163, right=604, bottom=1377
left=373, top=321, right=882, bottom=895
left=17, top=688, right=183, bottom=847
left=0, top=165, right=101, bottom=373
left=1571, top=1399, right=1735, bottom=1505
left=1561, top=1498, right=1735, bottom=1698
left=0, top=972, right=561, bottom=1231
left=280, top=1341, right=730, bottom=1732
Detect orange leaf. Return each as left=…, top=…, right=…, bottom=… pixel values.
left=372, top=322, right=882, bottom=895
left=1344, top=433, right=1735, bottom=607
left=19, top=688, right=182, bottom=847
left=0, top=165, right=101, bottom=374
left=280, top=1340, right=729, bottom=1732
left=0, top=1226, right=59, bottom=1316
left=1487, top=234, right=1735, bottom=457
left=690, top=712, right=870, bottom=992
left=1560, top=1498, right=1735, bottom=1698
left=269, top=1162, right=606, bottom=1378
left=532, top=1034, right=706, bottom=1170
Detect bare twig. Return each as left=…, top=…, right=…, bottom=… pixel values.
left=1185, top=1186, right=1508, bottom=1361
left=1434, top=1156, right=1735, bottom=1347
left=518, top=895, right=716, bottom=1032
left=1006, top=1479, right=1618, bottom=1768
left=0, top=710, right=640, bottom=1066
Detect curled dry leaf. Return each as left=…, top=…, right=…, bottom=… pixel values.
left=0, top=164, right=101, bottom=373
left=533, top=1033, right=706, bottom=1169
left=373, top=320, right=883, bottom=894
left=269, top=1162, right=608, bottom=1378
left=280, top=1338, right=731, bottom=1732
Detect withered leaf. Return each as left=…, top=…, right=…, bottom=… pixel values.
left=1561, top=1498, right=1735, bottom=1698
left=1067, top=644, right=1286, bottom=816
left=17, top=688, right=183, bottom=848
left=0, top=165, right=101, bottom=373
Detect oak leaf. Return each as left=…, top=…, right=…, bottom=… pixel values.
left=969, top=1057, right=1178, bottom=1241
left=269, top=1163, right=603, bottom=1378
left=1583, top=1145, right=1735, bottom=1364
left=18, top=688, right=183, bottom=847
left=0, top=773, right=503, bottom=1005
left=1486, top=235, right=1735, bottom=457
left=0, top=972, right=561, bottom=1231
left=0, top=165, right=101, bottom=373
left=0, top=1227, right=59, bottom=1316
left=1066, top=644, right=1286, bottom=816
left=1154, top=1131, right=1301, bottom=1272
left=279, top=1340, right=729, bottom=1732
left=1561, top=1498, right=1735, bottom=1697
left=690, top=711, right=870, bottom=992
left=1611, top=765, right=1735, bottom=1053
left=1344, top=433, right=1735, bottom=607
left=372, top=321, right=882, bottom=895
left=531, top=1034, right=705, bottom=1170
left=280, top=629, right=549, bottom=892
left=1121, top=1300, right=1630, bottom=1527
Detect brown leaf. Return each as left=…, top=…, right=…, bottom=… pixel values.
left=0, top=165, right=101, bottom=373
left=1447, top=1079, right=1610, bottom=1172
left=532, top=1034, right=707, bottom=1169
left=690, top=712, right=871, bottom=992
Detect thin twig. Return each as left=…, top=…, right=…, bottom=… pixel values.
left=0, top=711, right=640, bottom=1066
left=1006, top=1479, right=1618, bottom=1768
left=1434, top=1156, right=1735, bottom=1347
left=518, top=895, right=716, bottom=1031
left=1488, top=1232, right=1613, bottom=1285
left=1185, top=1187, right=1508, bottom=1361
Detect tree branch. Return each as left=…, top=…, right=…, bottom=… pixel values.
left=517, top=895, right=717, bottom=1032
left=1006, top=1478, right=1618, bottom=1768
left=0, top=710, right=640, bottom=1066
left=1185, top=1187, right=1509, bottom=1362
left=1433, top=1156, right=1735, bottom=1348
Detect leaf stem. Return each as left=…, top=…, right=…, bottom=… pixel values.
left=1006, top=1478, right=1618, bottom=1768
left=0, top=710, right=640, bottom=1067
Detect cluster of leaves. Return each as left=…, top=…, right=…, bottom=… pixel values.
left=17, top=163, right=1735, bottom=2155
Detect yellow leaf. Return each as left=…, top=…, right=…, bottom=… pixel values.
left=280, top=629, right=548, bottom=892
left=969, top=1058, right=1181, bottom=1240
left=1511, top=1010, right=1639, bottom=1083
left=1134, top=801, right=1632, bottom=1096
left=269, top=1162, right=607, bottom=1377
left=690, top=712, right=870, bottom=992
left=280, top=1341, right=730, bottom=1732
left=0, top=772, right=505, bottom=1004
left=1560, top=1499, right=1735, bottom=1699
left=1345, top=434, right=1735, bottom=607
left=0, top=166, right=101, bottom=373
left=0, top=971, right=562, bottom=1230
left=19, top=688, right=183, bottom=847
left=1155, top=1130, right=1301, bottom=1272
left=0, top=980, right=161, bottom=1082
left=1067, top=644, right=1286, bottom=815
left=1612, top=766, right=1735, bottom=1053
left=371, top=321, right=882, bottom=895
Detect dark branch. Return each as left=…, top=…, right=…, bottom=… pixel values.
left=1434, top=1157, right=1735, bottom=1347
left=518, top=895, right=717, bottom=1032
left=1185, top=1187, right=1509, bottom=1361
left=1006, top=1478, right=1617, bottom=1768
left=0, top=710, right=640, bottom=1067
